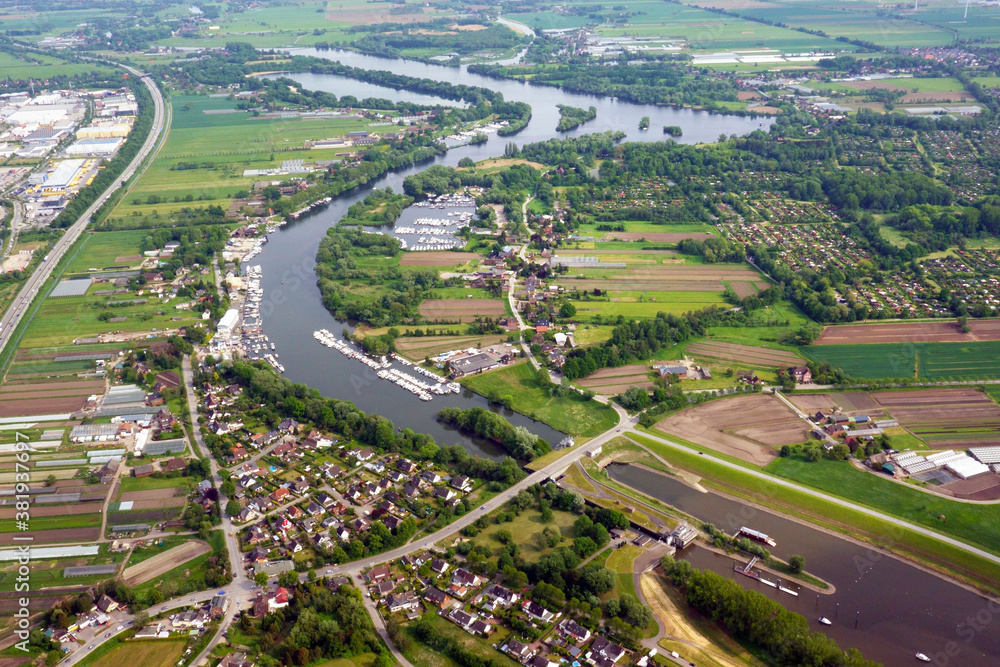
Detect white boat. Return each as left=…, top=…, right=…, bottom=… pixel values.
left=915, top=654, right=931, bottom=663
left=818, top=617, right=832, bottom=626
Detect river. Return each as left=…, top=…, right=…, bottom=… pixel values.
left=606, top=463, right=1000, bottom=667
left=252, top=49, right=771, bottom=458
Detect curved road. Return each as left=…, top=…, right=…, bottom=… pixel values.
left=0, top=64, right=166, bottom=357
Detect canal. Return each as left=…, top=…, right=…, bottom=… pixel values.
left=606, top=463, right=1000, bottom=667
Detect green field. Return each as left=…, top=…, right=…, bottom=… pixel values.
left=108, top=93, right=382, bottom=218
left=117, top=474, right=194, bottom=497
left=75, top=638, right=186, bottom=667
left=513, top=1, right=850, bottom=52
left=461, top=361, right=619, bottom=437
left=0, top=49, right=113, bottom=81
left=804, top=341, right=1000, bottom=380
left=18, top=292, right=202, bottom=348
left=458, top=505, right=577, bottom=559
left=571, top=291, right=728, bottom=319
left=65, top=231, right=149, bottom=275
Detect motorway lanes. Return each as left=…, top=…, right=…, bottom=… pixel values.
left=0, top=65, right=166, bottom=358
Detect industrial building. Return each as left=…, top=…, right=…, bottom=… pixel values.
left=217, top=308, right=239, bottom=338
left=40, top=159, right=88, bottom=192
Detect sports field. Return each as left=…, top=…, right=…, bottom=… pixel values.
left=804, top=341, right=1000, bottom=380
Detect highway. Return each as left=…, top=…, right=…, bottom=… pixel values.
left=0, top=64, right=166, bottom=359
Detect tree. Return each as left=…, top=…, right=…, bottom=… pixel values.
left=559, top=302, right=577, bottom=319
left=133, top=610, right=149, bottom=629
left=788, top=554, right=805, bottom=574
left=255, top=572, right=269, bottom=586
left=225, top=500, right=241, bottom=517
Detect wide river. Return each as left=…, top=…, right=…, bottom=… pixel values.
left=254, top=49, right=769, bottom=457
left=251, top=51, right=1000, bottom=665
left=606, top=464, right=1000, bottom=667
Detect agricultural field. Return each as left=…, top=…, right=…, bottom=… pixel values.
left=0, top=48, right=112, bottom=81
left=557, top=252, right=766, bottom=320
left=653, top=394, right=807, bottom=465
left=814, top=320, right=1000, bottom=345
left=64, top=231, right=150, bottom=275
left=393, top=334, right=510, bottom=362
left=417, top=298, right=506, bottom=323
left=399, top=252, right=481, bottom=267
left=577, top=364, right=654, bottom=395
left=512, top=1, right=848, bottom=51
left=462, top=361, right=618, bottom=437
left=76, top=638, right=187, bottom=667
left=122, top=540, right=212, bottom=586
left=804, top=341, right=1000, bottom=380
left=685, top=0, right=956, bottom=48
left=684, top=341, right=803, bottom=369
left=107, top=94, right=388, bottom=221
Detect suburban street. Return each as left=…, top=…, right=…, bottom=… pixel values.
left=0, top=64, right=165, bottom=358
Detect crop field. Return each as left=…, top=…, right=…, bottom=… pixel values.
left=600, top=231, right=714, bottom=243
left=805, top=341, right=1000, bottom=380
left=577, top=364, right=654, bottom=394
left=568, top=1, right=848, bottom=51
left=0, top=48, right=113, bottom=80
left=64, top=231, right=148, bottom=275
left=814, top=320, right=1000, bottom=345
left=654, top=394, right=805, bottom=465
left=418, top=299, right=505, bottom=322
left=399, top=251, right=481, bottom=266
left=914, top=6, right=1000, bottom=41
left=723, top=2, right=954, bottom=47
left=108, top=94, right=382, bottom=217
left=685, top=341, right=802, bottom=368
left=122, top=540, right=212, bottom=586
left=82, top=639, right=186, bottom=667
left=571, top=291, right=728, bottom=319
left=393, top=334, right=509, bottom=361
left=869, top=388, right=1000, bottom=450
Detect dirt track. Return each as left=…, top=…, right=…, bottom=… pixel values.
left=122, top=540, right=212, bottom=586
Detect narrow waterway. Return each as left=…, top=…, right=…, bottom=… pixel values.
left=606, top=463, right=1000, bottom=667
left=253, top=51, right=772, bottom=457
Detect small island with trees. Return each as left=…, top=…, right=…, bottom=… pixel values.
left=556, top=104, right=598, bottom=132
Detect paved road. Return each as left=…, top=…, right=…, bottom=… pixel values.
left=0, top=65, right=166, bottom=358
left=181, top=356, right=256, bottom=667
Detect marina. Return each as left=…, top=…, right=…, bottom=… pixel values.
left=312, top=329, right=460, bottom=401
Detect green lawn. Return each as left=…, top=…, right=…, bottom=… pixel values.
left=571, top=292, right=728, bottom=319
left=65, top=231, right=149, bottom=275
left=461, top=361, right=619, bottom=437
left=405, top=613, right=521, bottom=667
left=460, top=506, right=578, bottom=560
left=117, top=474, right=194, bottom=497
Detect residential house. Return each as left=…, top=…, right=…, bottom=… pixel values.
left=505, top=640, right=534, bottom=661
left=789, top=366, right=813, bottom=383
left=95, top=595, right=118, bottom=613
left=430, top=559, right=450, bottom=575
left=452, top=568, right=482, bottom=589
left=483, top=584, right=518, bottom=607
left=433, top=487, right=456, bottom=502
left=421, top=470, right=442, bottom=484
left=522, top=600, right=555, bottom=623
left=450, top=475, right=473, bottom=492
left=558, top=618, right=591, bottom=642
left=424, top=587, right=451, bottom=608
left=366, top=565, right=391, bottom=583
left=385, top=594, right=419, bottom=613
left=218, top=653, right=254, bottom=667
left=448, top=608, right=477, bottom=630
left=588, top=637, right=627, bottom=664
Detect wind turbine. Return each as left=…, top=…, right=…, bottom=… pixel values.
left=964, top=0, right=971, bottom=21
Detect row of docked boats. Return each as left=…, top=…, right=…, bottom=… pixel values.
left=288, top=196, right=333, bottom=221
left=312, top=329, right=460, bottom=400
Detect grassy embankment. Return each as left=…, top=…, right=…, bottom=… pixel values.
left=628, top=433, right=1000, bottom=593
